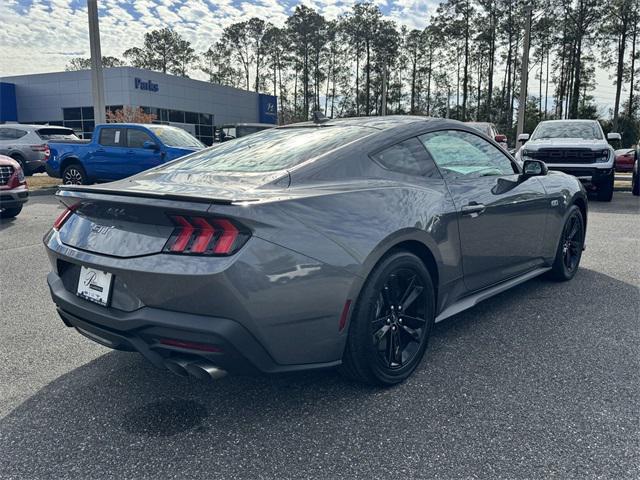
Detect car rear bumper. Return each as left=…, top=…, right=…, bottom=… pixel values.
left=48, top=272, right=341, bottom=374
left=0, top=186, right=29, bottom=208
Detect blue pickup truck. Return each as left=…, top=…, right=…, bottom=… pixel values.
left=46, top=124, right=205, bottom=185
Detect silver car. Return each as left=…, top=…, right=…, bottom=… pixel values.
left=0, top=125, right=78, bottom=175
left=45, top=116, right=587, bottom=385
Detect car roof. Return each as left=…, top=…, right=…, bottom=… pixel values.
left=220, top=123, right=275, bottom=128
left=538, top=119, right=598, bottom=123
left=0, top=124, right=73, bottom=130
left=280, top=115, right=448, bottom=131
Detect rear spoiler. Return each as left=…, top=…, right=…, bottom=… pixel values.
left=56, top=185, right=256, bottom=205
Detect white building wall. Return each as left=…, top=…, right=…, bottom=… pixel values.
left=0, top=67, right=259, bottom=125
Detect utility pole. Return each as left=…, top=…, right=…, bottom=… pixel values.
left=88, top=0, right=106, bottom=125
left=516, top=5, right=532, bottom=142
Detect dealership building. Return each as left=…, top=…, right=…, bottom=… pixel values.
left=0, top=67, right=277, bottom=145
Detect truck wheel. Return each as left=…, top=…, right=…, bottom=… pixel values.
left=62, top=164, right=88, bottom=185
left=0, top=205, right=23, bottom=219
left=596, top=172, right=614, bottom=202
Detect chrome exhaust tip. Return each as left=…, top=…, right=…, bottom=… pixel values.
left=163, top=358, right=190, bottom=377
left=185, top=361, right=228, bottom=380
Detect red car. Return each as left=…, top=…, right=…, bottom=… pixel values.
left=615, top=148, right=636, bottom=173
left=0, top=155, right=28, bottom=218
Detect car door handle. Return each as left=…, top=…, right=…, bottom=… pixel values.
left=461, top=203, right=486, bottom=216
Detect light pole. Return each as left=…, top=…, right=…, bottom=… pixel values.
left=88, top=0, right=106, bottom=124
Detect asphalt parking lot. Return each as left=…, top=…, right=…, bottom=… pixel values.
left=1, top=193, right=638, bottom=479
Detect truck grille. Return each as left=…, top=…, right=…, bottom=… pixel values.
left=528, top=148, right=607, bottom=164
left=0, top=165, right=14, bottom=185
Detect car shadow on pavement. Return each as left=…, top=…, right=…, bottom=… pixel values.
left=1, top=268, right=638, bottom=479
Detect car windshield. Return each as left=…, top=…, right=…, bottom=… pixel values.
left=36, top=128, right=79, bottom=140
left=531, top=121, right=602, bottom=140
left=159, top=126, right=374, bottom=173
left=148, top=126, right=204, bottom=148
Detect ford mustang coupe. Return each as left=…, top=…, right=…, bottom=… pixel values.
left=44, top=116, right=588, bottom=385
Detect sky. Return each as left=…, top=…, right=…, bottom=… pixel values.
left=0, top=0, right=621, bottom=114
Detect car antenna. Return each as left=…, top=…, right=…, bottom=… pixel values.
left=312, top=111, right=330, bottom=124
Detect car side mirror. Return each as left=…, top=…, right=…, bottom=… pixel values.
left=495, top=134, right=507, bottom=143
left=522, top=159, right=548, bottom=178
left=143, top=140, right=159, bottom=150
left=517, top=133, right=530, bottom=144
left=607, top=132, right=621, bottom=141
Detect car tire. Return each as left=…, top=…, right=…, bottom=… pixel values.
left=596, top=172, right=614, bottom=202
left=340, top=250, right=435, bottom=386
left=11, top=154, right=31, bottom=176
left=0, top=205, right=23, bottom=219
left=548, top=205, right=585, bottom=282
left=62, top=164, right=88, bottom=185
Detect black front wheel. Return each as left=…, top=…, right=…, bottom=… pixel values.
left=341, top=251, right=435, bottom=386
left=548, top=206, right=585, bottom=281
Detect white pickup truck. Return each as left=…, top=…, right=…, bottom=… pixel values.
left=515, top=120, right=620, bottom=201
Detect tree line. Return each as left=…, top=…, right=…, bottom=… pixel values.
left=67, top=0, right=640, bottom=146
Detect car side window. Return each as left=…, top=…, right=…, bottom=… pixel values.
left=127, top=129, right=153, bottom=149
left=99, top=128, right=125, bottom=147
left=371, top=137, right=440, bottom=178
left=0, top=128, right=11, bottom=140
left=9, top=129, right=28, bottom=139
left=419, top=130, right=516, bottom=179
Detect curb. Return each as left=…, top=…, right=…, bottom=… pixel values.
left=29, top=187, right=59, bottom=197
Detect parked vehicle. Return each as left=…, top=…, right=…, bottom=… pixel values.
left=633, top=143, right=639, bottom=196
left=45, top=116, right=588, bottom=386
left=46, top=124, right=205, bottom=185
left=0, top=155, right=28, bottom=218
left=216, top=123, right=275, bottom=142
left=515, top=119, right=620, bottom=202
left=0, top=125, right=78, bottom=175
left=614, top=148, right=636, bottom=173
left=465, top=122, right=509, bottom=150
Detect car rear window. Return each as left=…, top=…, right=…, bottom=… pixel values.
left=36, top=128, right=79, bottom=141
left=159, top=126, right=374, bottom=173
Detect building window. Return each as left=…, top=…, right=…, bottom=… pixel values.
left=63, top=106, right=95, bottom=139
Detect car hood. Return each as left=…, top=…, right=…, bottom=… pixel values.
left=524, top=139, right=610, bottom=150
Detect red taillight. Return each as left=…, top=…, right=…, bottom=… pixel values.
left=159, top=338, right=223, bottom=353
left=164, top=215, right=249, bottom=256
left=31, top=144, right=50, bottom=160
left=53, top=206, right=74, bottom=230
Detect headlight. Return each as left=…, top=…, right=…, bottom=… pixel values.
left=521, top=149, right=533, bottom=160
left=16, top=168, right=25, bottom=183
left=599, top=149, right=609, bottom=160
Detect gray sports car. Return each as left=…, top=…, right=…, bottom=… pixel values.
left=44, top=116, right=588, bottom=385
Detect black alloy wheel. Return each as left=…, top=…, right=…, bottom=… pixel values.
left=549, top=206, right=584, bottom=281
left=341, top=251, right=435, bottom=386
left=372, top=268, right=428, bottom=370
